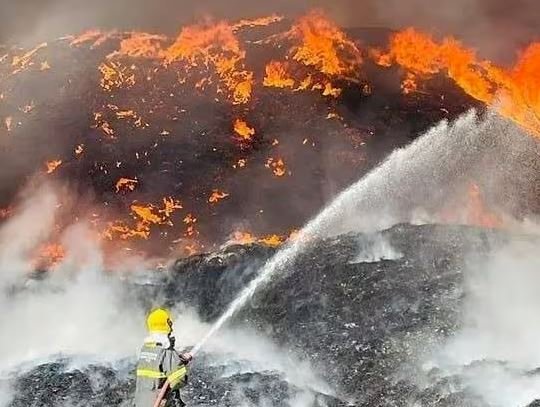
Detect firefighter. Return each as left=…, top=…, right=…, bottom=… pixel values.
left=134, top=308, right=192, bottom=407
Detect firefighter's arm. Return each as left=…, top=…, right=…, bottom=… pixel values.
left=163, top=349, right=189, bottom=390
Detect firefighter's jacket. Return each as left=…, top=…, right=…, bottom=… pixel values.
left=134, top=334, right=188, bottom=407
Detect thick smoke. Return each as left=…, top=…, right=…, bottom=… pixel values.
left=0, top=185, right=145, bottom=371
left=0, top=183, right=331, bottom=406
left=1, top=0, right=538, bottom=58
left=0, top=184, right=58, bottom=289
left=427, top=231, right=540, bottom=406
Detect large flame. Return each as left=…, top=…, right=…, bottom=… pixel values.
left=163, top=21, right=253, bottom=105
left=289, top=11, right=362, bottom=77
left=378, top=27, right=540, bottom=137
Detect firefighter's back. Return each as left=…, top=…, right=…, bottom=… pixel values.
left=134, top=342, right=167, bottom=407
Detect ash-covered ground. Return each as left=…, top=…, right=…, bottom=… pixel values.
left=3, top=223, right=540, bottom=407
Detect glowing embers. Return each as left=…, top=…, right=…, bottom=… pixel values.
left=228, top=230, right=295, bottom=247
left=98, top=61, right=136, bottom=91
left=115, top=178, right=138, bottom=193
left=208, top=189, right=230, bottom=204
left=233, top=158, right=247, bottom=169
left=45, top=160, right=62, bottom=174
left=182, top=213, right=198, bottom=237
left=69, top=29, right=113, bottom=48
left=233, top=118, right=255, bottom=141
left=35, top=243, right=66, bottom=269
left=11, top=42, right=48, bottom=74
left=103, top=197, right=182, bottom=240
left=265, top=157, right=288, bottom=177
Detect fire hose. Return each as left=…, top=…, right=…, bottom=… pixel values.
left=152, top=354, right=191, bottom=407
left=152, top=381, right=170, bottom=407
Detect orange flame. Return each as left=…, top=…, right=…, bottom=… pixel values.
left=111, top=32, right=166, bottom=59
left=103, top=197, right=182, bottom=240
left=45, top=160, right=62, bottom=174
left=208, top=189, right=230, bottom=203
left=465, top=183, right=503, bottom=228
left=164, top=21, right=253, bottom=104
left=232, top=14, right=284, bottom=32
left=183, top=213, right=198, bottom=237
left=233, top=118, right=255, bottom=140
left=258, top=234, right=285, bottom=247
left=115, top=177, right=138, bottom=193
left=228, top=230, right=290, bottom=247
left=263, top=61, right=295, bottom=89
left=161, top=197, right=183, bottom=217
left=401, top=72, right=418, bottom=94
left=378, top=27, right=540, bottom=137
left=265, top=157, right=287, bottom=177
left=229, top=231, right=257, bottom=245
left=378, top=28, right=493, bottom=103
left=289, top=11, right=362, bottom=77
left=439, top=183, right=503, bottom=228
left=35, top=243, right=66, bottom=269
left=99, top=62, right=136, bottom=91
left=11, top=43, right=48, bottom=74
left=487, top=43, right=540, bottom=137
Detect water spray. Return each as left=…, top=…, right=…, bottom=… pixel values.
left=191, top=111, right=498, bottom=356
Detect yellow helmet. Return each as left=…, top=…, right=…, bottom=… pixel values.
left=146, top=308, right=173, bottom=334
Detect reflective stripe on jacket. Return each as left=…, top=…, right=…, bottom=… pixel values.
left=134, top=341, right=188, bottom=407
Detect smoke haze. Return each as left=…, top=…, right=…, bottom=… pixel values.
left=430, top=233, right=540, bottom=406
left=1, top=0, right=538, bottom=60
left=0, top=184, right=331, bottom=407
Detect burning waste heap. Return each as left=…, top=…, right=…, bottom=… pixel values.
left=1, top=7, right=540, bottom=407
left=5, top=223, right=540, bottom=407
left=2, top=10, right=539, bottom=264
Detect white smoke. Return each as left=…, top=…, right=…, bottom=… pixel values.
left=0, top=184, right=58, bottom=290
left=0, top=380, right=13, bottom=407
left=351, top=234, right=402, bottom=263
left=0, top=184, right=147, bottom=373
left=0, top=184, right=332, bottom=406
left=430, top=230, right=540, bottom=406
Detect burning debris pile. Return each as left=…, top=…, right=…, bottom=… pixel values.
left=0, top=11, right=538, bottom=262
left=7, top=224, right=540, bottom=407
